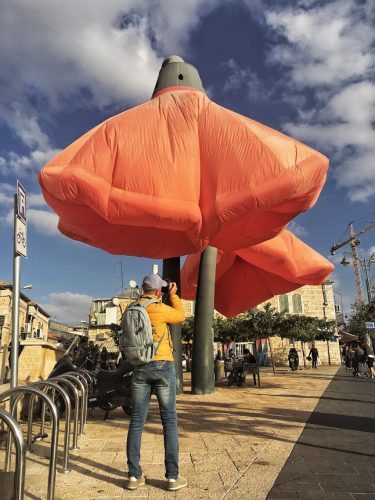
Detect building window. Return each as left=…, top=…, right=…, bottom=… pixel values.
left=279, top=294, right=289, bottom=313
left=292, top=293, right=303, bottom=314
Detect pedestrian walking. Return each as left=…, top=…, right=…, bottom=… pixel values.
left=100, top=346, right=108, bottom=369
left=353, top=343, right=364, bottom=377
left=367, top=354, right=375, bottom=379
left=125, top=274, right=187, bottom=492
left=309, top=344, right=319, bottom=369
left=346, top=344, right=354, bottom=370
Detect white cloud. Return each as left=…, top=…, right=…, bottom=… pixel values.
left=287, top=220, right=308, bottom=238
left=0, top=183, right=59, bottom=236
left=264, top=0, right=375, bottom=203
left=41, top=291, right=94, bottom=325
left=28, top=209, right=59, bottom=236
left=222, top=59, right=270, bottom=102
left=266, top=1, right=373, bottom=86
left=0, top=0, right=221, bottom=178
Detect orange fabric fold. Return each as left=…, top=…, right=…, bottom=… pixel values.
left=39, top=88, right=329, bottom=258
left=181, top=230, right=334, bottom=317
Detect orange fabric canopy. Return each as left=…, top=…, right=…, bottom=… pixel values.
left=39, top=87, right=329, bottom=258
left=181, top=230, right=334, bottom=317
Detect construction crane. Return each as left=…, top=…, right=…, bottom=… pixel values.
left=330, top=220, right=375, bottom=304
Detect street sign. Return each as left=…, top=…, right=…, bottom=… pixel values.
left=17, top=181, right=27, bottom=221
left=15, top=216, right=27, bottom=257
left=365, top=322, right=375, bottom=329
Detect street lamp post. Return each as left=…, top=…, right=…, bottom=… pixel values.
left=321, top=280, right=334, bottom=366
left=341, top=252, right=375, bottom=303
left=333, top=290, right=345, bottom=329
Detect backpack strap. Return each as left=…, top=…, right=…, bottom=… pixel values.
left=139, top=299, right=168, bottom=354
left=139, top=298, right=159, bottom=309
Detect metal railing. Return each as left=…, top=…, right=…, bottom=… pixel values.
left=0, top=409, right=26, bottom=500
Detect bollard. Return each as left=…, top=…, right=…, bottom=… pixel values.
left=0, top=387, right=59, bottom=500
left=0, top=409, right=26, bottom=500
left=214, top=360, right=225, bottom=381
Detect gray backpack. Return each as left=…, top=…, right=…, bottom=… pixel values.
left=119, top=299, right=167, bottom=365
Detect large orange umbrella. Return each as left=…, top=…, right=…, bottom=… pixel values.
left=181, top=230, right=334, bottom=317
left=39, top=87, right=328, bottom=258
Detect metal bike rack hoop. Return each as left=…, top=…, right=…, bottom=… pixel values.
left=49, top=377, right=80, bottom=451
left=0, top=409, right=26, bottom=500
left=0, top=386, right=59, bottom=500
left=58, top=374, right=86, bottom=435
left=65, top=372, right=89, bottom=426
left=34, top=381, right=72, bottom=473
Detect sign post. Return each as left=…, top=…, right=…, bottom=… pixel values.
left=10, top=181, right=27, bottom=389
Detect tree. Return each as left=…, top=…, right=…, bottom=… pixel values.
left=182, top=316, right=194, bottom=343
left=241, top=303, right=282, bottom=373
left=213, top=316, right=242, bottom=345
left=347, top=299, right=375, bottom=343
left=109, top=323, right=121, bottom=345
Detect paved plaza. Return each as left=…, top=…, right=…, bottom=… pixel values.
left=2, top=365, right=375, bottom=499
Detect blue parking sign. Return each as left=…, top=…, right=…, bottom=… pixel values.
left=365, top=322, right=375, bottom=329
left=17, top=180, right=27, bottom=221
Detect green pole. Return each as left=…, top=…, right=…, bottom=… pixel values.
left=192, top=246, right=217, bottom=394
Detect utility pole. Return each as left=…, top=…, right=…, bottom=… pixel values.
left=331, top=220, right=375, bottom=304
left=349, top=223, right=365, bottom=304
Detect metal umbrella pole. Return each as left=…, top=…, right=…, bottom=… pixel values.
left=192, top=246, right=217, bottom=394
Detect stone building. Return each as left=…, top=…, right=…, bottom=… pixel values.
left=0, top=281, right=50, bottom=346
left=0, top=280, right=56, bottom=383
left=256, top=281, right=341, bottom=366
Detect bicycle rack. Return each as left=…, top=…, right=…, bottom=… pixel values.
left=57, top=374, right=86, bottom=435
left=49, top=377, right=80, bottom=451
left=0, top=386, right=59, bottom=500
left=79, top=370, right=95, bottom=416
left=79, top=370, right=94, bottom=395
left=34, top=381, right=72, bottom=473
left=0, top=409, right=26, bottom=500
left=64, top=372, right=89, bottom=427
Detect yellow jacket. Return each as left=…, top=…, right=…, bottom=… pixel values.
left=139, top=294, right=185, bottom=361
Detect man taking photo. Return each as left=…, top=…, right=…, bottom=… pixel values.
left=126, top=274, right=186, bottom=491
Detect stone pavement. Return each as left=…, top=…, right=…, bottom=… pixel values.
left=268, top=366, right=375, bottom=499
left=0, top=366, right=348, bottom=499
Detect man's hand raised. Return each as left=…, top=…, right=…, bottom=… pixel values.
left=169, top=282, right=178, bottom=296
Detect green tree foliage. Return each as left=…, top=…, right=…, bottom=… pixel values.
left=347, top=299, right=375, bottom=342
left=182, top=316, right=194, bottom=343
left=109, top=323, right=121, bottom=345
left=183, top=302, right=338, bottom=345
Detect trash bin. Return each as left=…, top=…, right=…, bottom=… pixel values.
left=214, top=360, right=225, bottom=381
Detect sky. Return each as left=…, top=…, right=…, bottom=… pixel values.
left=0, top=0, right=374, bottom=324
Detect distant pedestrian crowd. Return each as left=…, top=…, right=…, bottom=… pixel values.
left=342, top=341, right=375, bottom=378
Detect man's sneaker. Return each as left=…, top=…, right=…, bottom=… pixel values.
left=126, top=474, right=145, bottom=490
left=167, top=476, right=188, bottom=491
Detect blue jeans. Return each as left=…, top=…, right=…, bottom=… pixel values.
left=126, top=361, right=179, bottom=479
